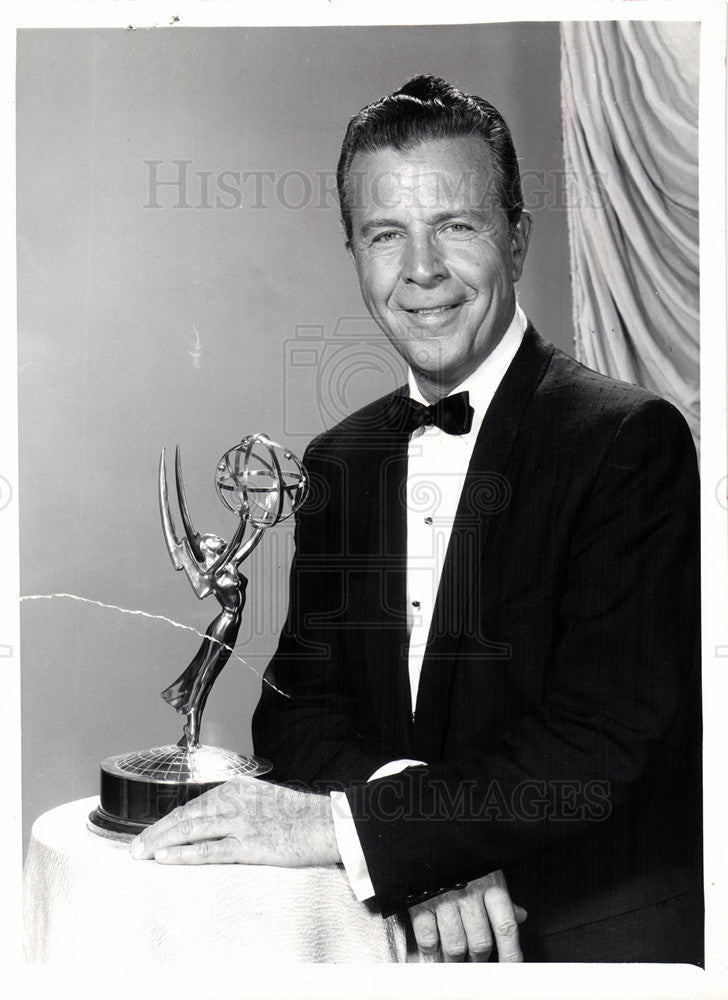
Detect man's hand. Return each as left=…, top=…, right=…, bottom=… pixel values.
left=408, top=870, right=526, bottom=962
left=129, top=776, right=341, bottom=868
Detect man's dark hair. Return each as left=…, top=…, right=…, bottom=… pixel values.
left=336, top=74, right=523, bottom=241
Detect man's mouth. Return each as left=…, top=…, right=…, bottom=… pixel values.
left=404, top=303, right=460, bottom=316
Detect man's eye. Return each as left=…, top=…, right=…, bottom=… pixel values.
left=371, top=231, right=401, bottom=244
left=443, top=222, right=473, bottom=234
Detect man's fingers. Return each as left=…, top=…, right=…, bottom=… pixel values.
left=432, top=901, right=468, bottom=962
left=131, top=813, right=235, bottom=859
left=130, top=803, right=199, bottom=852
left=129, top=779, right=252, bottom=858
left=410, top=906, right=440, bottom=956
left=410, top=899, right=469, bottom=961
left=481, top=873, right=523, bottom=962
left=152, top=836, right=242, bottom=865
left=409, top=871, right=528, bottom=964
left=457, top=894, right=493, bottom=962
left=489, top=914, right=522, bottom=962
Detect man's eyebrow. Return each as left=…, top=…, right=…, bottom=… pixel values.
left=358, top=218, right=403, bottom=236
left=357, top=209, right=492, bottom=236
left=429, top=208, right=490, bottom=224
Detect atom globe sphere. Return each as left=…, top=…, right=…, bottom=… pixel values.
left=216, top=432, right=308, bottom=528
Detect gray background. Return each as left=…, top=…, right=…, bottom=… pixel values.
left=18, top=24, right=572, bottom=841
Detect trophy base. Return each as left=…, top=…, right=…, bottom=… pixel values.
left=88, top=743, right=271, bottom=837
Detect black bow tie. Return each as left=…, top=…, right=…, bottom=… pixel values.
left=400, top=391, right=474, bottom=435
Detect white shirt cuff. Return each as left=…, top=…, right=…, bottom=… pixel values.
left=368, top=758, right=427, bottom=781
left=330, top=790, right=375, bottom=900
left=330, top=759, right=427, bottom=903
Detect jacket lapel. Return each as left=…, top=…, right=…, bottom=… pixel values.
left=412, top=326, right=556, bottom=757
left=361, top=388, right=415, bottom=750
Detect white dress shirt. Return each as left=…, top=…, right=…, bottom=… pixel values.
left=331, top=306, right=528, bottom=900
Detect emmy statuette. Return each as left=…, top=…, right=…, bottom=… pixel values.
left=88, top=433, right=307, bottom=839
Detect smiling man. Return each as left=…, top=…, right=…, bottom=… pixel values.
left=132, top=76, right=703, bottom=965
left=345, top=135, right=530, bottom=402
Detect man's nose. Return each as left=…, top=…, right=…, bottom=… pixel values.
left=402, top=234, right=447, bottom=285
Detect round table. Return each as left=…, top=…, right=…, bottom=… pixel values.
left=23, top=797, right=416, bottom=963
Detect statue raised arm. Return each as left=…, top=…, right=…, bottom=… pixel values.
left=158, top=435, right=307, bottom=749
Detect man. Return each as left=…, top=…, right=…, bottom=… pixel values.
left=132, top=76, right=703, bottom=964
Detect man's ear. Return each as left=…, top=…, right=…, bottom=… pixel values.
left=511, top=211, right=533, bottom=283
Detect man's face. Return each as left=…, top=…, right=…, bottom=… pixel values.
left=346, top=136, right=531, bottom=400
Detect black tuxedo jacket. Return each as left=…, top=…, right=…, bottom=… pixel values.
left=253, top=327, right=702, bottom=962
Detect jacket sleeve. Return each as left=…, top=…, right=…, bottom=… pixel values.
left=344, top=398, right=701, bottom=915
left=252, top=442, right=395, bottom=788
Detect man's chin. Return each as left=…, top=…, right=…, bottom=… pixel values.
left=409, top=362, right=468, bottom=399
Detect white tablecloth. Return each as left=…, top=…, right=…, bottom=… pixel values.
left=23, top=797, right=416, bottom=964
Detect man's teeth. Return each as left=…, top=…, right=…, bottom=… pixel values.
left=409, top=304, right=456, bottom=315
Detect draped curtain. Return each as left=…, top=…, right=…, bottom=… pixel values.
left=560, top=21, right=700, bottom=446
